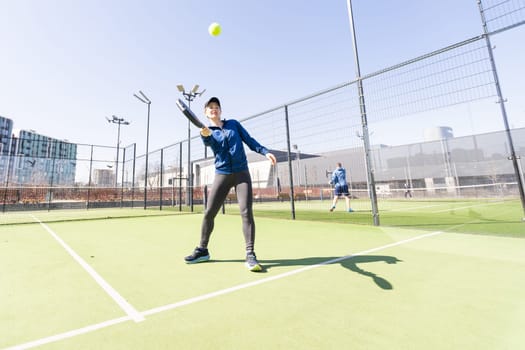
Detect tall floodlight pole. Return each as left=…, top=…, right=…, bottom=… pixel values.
left=106, top=115, right=130, bottom=188
left=477, top=2, right=525, bottom=220
left=133, top=90, right=152, bottom=210
left=177, top=84, right=206, bottom=208
left=346, top=0, right=380, bottom=225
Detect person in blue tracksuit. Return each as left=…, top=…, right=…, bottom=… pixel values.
left=329, top=162, right=354, bottom=212
left=184, top=97, right=276, bottom=272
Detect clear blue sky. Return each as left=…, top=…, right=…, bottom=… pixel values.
left=1, top=0, right=523, bottom=154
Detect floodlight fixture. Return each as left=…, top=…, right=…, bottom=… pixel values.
left=139, top=90, right=150, bottom=103
left=106, top=115, right=130, bottom=188
left=133, top=93, right=147, bottom=104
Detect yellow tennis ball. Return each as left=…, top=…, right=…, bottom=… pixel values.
left=208, top=22, right=221, bottom=37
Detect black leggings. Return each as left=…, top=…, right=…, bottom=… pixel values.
left=200, top=170, right=255, bottom=252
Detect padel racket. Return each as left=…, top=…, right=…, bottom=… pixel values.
left=176, top=98, right=206, bottom=129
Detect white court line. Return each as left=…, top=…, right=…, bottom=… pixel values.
left=30, top=215, right=144, bottom=323
left=143, top=230, right=444, bottom=316
left=3, top=229, right=443, bottom=350
left=3, top=317, right=131, bottom=350
left=431, top=200, right=504, bottom=213
left=387, top=203, right=447, bottom=212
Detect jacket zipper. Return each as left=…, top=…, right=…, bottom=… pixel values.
left=222, top=127, right=233, bottom=173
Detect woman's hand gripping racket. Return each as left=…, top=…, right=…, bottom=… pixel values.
left=176, top=98, right=206, bottom=129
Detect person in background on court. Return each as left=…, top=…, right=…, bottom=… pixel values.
left=184, top=97, right=277, bottom=272
left=329, top=162, right=354, bottom=212
left=404, top=182, right=412, bottom=198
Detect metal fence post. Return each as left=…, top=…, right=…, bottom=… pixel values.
left=284, top=105, right=296, bottom=220
left=121, top=147, right=126, bottom=208
left=131, top=143, right=136, bottom=208
left=87, top=144, right=93, bottom=209
left=179, top=142, right=183, bottom=212
left=478, top=1, right=525, bottom=220
left=160, top=148, right=163, bottom=210
left=346, top=0, right=380, bottom=225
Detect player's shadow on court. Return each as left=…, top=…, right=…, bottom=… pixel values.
left=218, top=255, right=402, bottom=290
left=339, top=255, right=402, bottom=290
left=269, top=255, right=401, bottom=290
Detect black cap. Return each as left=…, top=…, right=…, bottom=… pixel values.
left=204, top=97, right=221, bottom=108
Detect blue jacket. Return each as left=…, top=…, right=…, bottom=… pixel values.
left=202, top=119, right=269, bottom=174
left=330, top=167, right=347, bottom=187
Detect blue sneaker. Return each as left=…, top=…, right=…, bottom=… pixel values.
left=185, top=247, right=210, bottom=264
left=245, top=252, right=263, bottom=272
left=348, top=208, right=354, bottom=212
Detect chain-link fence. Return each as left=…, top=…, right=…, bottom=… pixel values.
left=1, top=0, right=524, bottom=217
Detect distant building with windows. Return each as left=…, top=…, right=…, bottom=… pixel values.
left=2, top=115, right=80, bottom=187
left=13, top=130, right=78, bottom=186
left=0, top=115, right=13, bottom=155
left=0, top=116, right=15, bottom=182
left=93, top=169, right=114, bottom=187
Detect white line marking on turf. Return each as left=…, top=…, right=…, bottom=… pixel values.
left=143, top=230, right=444, bottom=316
left=3, top=229, right=443, bottom=350
left=431, top=200, right=504, bottom=213
left=3, top=317, right=131, bottom=350
left=30, top=215, right=144, bottom=323
left=387, top=203, right=448, bottom=212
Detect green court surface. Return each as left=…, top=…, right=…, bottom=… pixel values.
left=1, top=203, right=524, bottom=349
left=252, top=198, right=524, bottom=237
